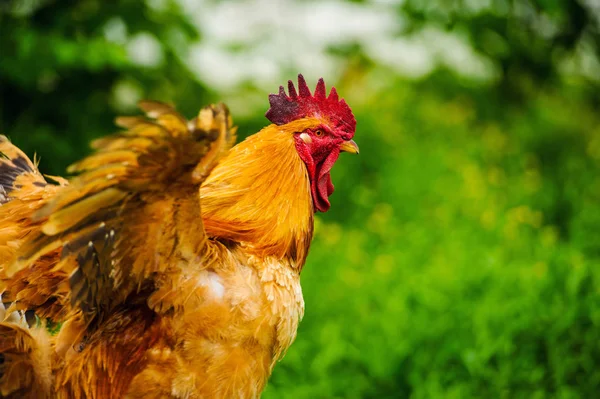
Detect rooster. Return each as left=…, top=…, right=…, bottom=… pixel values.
left=0, top=75, right=358, bottom=398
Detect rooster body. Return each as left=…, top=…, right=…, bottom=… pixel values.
left=0, top=76, right=357, bottom=398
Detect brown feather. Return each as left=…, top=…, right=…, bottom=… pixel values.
left=0, top=313, right=53, bottom=398
left=42, top=188, right=127, bottom=236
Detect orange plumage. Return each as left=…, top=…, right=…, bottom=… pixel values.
left=0, top=75, right=358, bottom=398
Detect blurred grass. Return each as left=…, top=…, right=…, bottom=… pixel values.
left=1, top=0, right=600, bottom=398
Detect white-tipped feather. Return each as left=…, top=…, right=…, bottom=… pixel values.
left=0, top=294, right=28, bottom=327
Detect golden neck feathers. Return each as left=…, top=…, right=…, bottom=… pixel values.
left=200, top=125, right=314, bottom=269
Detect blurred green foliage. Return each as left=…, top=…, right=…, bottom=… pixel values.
left=267, top=75, right=600, bottom=398
left=1, top=0, right=599, bottom=398
left=400, top=0, right=600, bottom=95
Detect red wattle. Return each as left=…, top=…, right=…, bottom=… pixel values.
left=294, top=136, right=341, bottom=213
left=313, top=149, right=340, bottom=212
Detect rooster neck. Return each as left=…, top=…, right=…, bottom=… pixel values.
left=200, top=125, right=314, bottom=270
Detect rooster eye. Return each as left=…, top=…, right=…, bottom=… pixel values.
left=314, top=129, right=324, bottom=137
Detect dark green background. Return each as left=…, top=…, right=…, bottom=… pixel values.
left=1, top=0, right=599, bottom=397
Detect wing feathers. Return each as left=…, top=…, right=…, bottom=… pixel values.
left=10, top=101, right=237, bottom=323
left=67, top=150, right=139, bottom=174
left=41, top=189, right=126, bottom=236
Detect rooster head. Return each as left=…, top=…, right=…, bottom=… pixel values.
left=265, top=74, right=358, bottom=213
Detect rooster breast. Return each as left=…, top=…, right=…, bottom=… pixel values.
left=126, top=244, right=304, bottom=399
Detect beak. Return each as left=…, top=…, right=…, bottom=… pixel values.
left=340, top=139, right=359, bottom=154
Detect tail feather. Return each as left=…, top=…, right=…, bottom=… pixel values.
left=0, top=136, right=65, bottom=249
left=0, top=136, right=43, bottom=204
left=0, top=136, right=69, bottom=322
left=0, top=136, right=49, bottom=267
left=0, top=139, right=60, bottom=398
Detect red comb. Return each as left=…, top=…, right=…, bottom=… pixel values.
left=265, top=74, right=356, bottom=137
